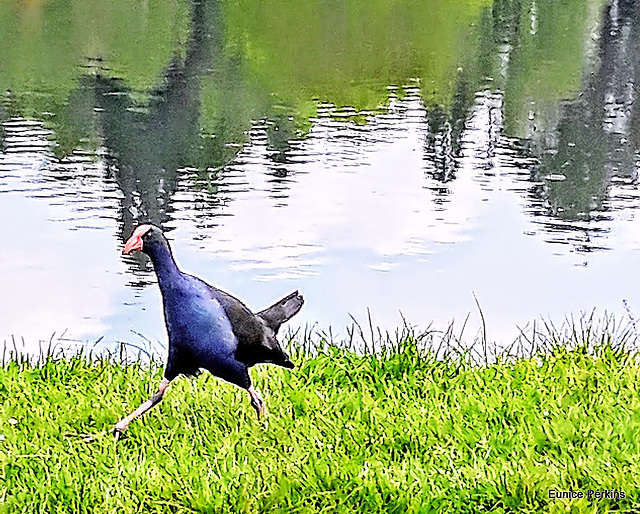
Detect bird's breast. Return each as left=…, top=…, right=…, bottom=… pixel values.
left=162, top=284, right=238, bottom=355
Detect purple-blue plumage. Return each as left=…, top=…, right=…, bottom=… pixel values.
left=162, top=273, right=242, bottom=382
left=113, top=224, right=304, bottom=438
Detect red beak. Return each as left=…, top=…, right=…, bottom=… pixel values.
left=123, top=224, right=153, bottom=254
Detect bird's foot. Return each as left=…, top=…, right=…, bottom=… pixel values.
left=248, top=387, right=267, bottom=420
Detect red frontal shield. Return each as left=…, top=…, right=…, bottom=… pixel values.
left=123, top=224, right=153, bottom=254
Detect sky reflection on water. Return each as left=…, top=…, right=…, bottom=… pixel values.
left=2, top=87, right=640, bottom=357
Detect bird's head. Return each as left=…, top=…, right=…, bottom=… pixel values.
left=123, top=224, right=164, bottom=255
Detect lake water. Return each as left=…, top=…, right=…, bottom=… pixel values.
left=2, top=0, right=640, bottom=357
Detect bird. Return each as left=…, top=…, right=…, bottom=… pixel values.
left=113, top=224, right=304, bottom=438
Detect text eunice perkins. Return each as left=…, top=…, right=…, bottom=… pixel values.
left=548, top=489, right=625, bottom=501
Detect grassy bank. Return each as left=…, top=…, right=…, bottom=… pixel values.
left=1, top=321, right=640, bottom=513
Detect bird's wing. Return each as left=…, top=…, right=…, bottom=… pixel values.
left=201, top=281, right=292, bottom=367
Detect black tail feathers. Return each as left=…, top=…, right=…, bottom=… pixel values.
left=258, top=290, right=304, bottom=334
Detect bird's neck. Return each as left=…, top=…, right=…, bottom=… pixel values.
left=146, top=241, right=181, bottom=286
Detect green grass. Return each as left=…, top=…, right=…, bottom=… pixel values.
left=1, top=317, right=640, bottom=513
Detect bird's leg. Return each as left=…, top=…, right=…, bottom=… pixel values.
left=113, top=378, right=170, bottom=439
left=248, top=386, right=267, bottom=419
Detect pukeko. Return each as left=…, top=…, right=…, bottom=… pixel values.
left=114, top=224, right=303, bottom=438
